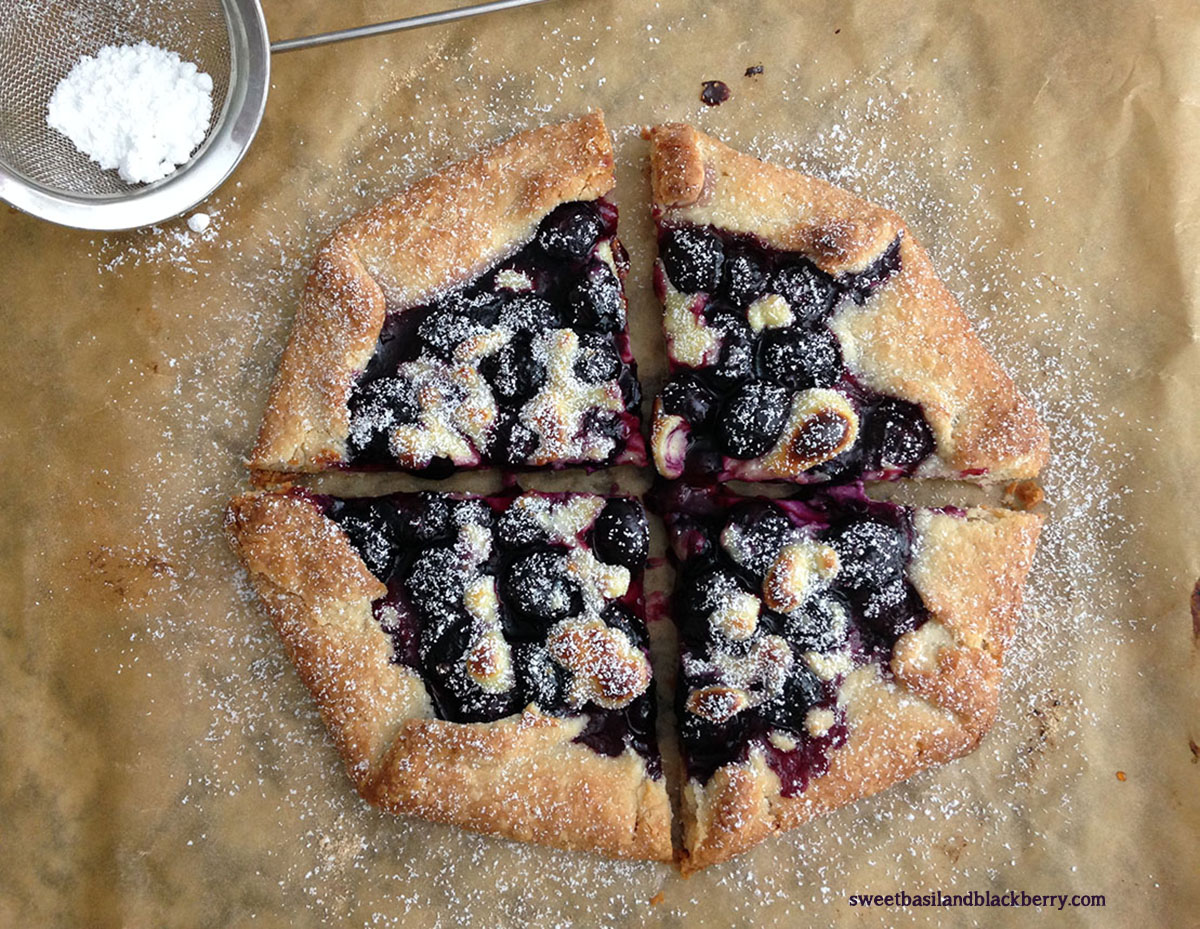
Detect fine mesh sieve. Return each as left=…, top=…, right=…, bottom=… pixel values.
left=0, top=0, right=553, bottom=230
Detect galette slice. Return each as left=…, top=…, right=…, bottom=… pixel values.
left=646, top=122, right=1049, bottom=484
left=660, top=483, right=1041, bottom=873
left=225, top=487, right=670, bottom=861
left=251, top=112, right=644, bottom=478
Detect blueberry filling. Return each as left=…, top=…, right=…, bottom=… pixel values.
left=759, top=326, right=842, bottom=391
left=661, top=225, right=724, bottom=294
left=655, top=223, right=936, bottom=481
left=537, top=201, right=603, bottom=260
left=660, top=483, right=930, bottom=795
left=590, top=498, right=650, bottom=573
left=323, top=490, right=661, bottom=773
left=345, top=198, right=643, bottom=472
left=660, top=371, right=717, bottom=425
left=567, top=261, right=625, bottom=332
left=720, top=245, right=769, bottom=309
left=478, top=330, right=547, bottom=403
left=717, top=381, right=792, bottom=459
left=503, top=549, right=581, bottom=626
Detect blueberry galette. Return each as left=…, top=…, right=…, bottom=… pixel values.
left=224, top=487, right=670, bottom=860
left=251, top=112, right=644, bottom=477
left=228, top=116, right=1050, bottom=871
left=660, top=483, right=1042, bottom=872
left=645, top=123, right=1049, bottom=484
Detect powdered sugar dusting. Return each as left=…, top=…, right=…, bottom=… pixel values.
left=46, top=41, right=213, bottom=184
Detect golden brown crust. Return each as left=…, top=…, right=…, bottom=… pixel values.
left=224, top=489, right=671, bottom=862
left=646, top=122, right=901, bottom=275
left=645, top=122, right=1050, bottom=483
left=370, top=711, right=671, bottom=860
left=834, top=244, right=1050, bottom=482
left=224, top=490, right=426, bottom=790
left=251, top=113, right=616, bottom=472
left=680, top=507, right=1043, bottom=873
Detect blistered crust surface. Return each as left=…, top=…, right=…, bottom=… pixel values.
left=252, top=113, right=616, bottom=472
left=680, top=507, right=1043, bottom=873
left=370, top=711, right=671, bottom=861
left=646, top=122, right=1050, bottom=483
left=224, top=490, right=425, bottom=788
left=647, top=123, right=901, bottom=275
left=225, top=490, right=671, bottom=862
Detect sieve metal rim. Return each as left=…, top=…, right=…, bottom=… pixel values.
left=0, top=0, right=270, bottom=231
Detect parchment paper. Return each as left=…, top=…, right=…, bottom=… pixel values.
left=2, top=1, right=1198, bottom=926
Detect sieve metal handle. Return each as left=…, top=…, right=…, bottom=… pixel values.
left=269, top=0, right=558, bottom=54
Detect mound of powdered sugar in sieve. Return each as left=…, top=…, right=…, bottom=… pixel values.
left=46, top=41, right=214, bottom=185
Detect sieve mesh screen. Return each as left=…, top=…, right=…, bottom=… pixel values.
left=0, top=0, right=232, bottom=197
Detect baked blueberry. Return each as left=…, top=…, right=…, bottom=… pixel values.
left=681, top=708, right=749, bottom=782
left=865, top=397, right=936, bottom=470
left=618, top=364, right=642, bottom=414
left=760, top=326, right=843, bottom=390
left=503, top=549, right=581, bottom=624
left=707, top=311, right=756, bottom=388
left=404, top=546, right=469, bottom=614
left=573, top=333, right=621, bottom=383
left=447, top=290, right=504, bottom=327
left=498, top=294, right=560, bottom=332
left=772, top=261, right=837, bottom=323
left=780, top=595, right=847, bottom=652
left=758, top=664, right=825, bottom=732
left=333, top=507, right=397, bottom=581
left=479, top=330, right=547, bottom=402
left=413, top=492, right=454, bottom=543
left=844, top=237, right=902, bottom=304
left=515, top=643, right=569, bottom=710
left=418, top=610, right=473, bottom=669
left=661, top=225, right=724, bottom=293
left=452, top=498, right=494, bottom=531
left=602, top=602, right=649, bottom=650
left=721, top=247, right=768, bottom=308
left=724, top=505, right=795, bottom=576
left=360, top=315, right=408, bottom=383
left=592, top=498, right=649, bottom=571
left=537, top=201, right=603, bottom=260
left=444, top=681, right=522, bottom=725
left=718, top=381, right=792, bottom=458
left=678, top=567, right=743, bottom=636
left=859, top=576, right=911, bottom=628
left=347, top=376, right=419, bottom=456
left=581, top=408, right=626, bottom=448
left=620, top=692, right=659, bottom=768
left=813, top=438, right=867, bottom=483
left=496, top=502, right=550, bottom=550
left=389, top=492, right=456, bottom=546
left=567, top=261, right=624, bottom=332
left=824, top=519, right=908, bottom=594
left=417, top=306, right=486, bottom=360
left=490, top=418, right=540, bottom=467
left=660, top=372, right=717, bottom=425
